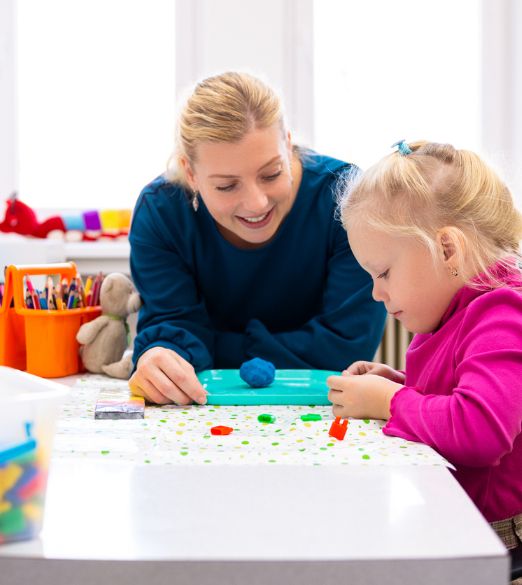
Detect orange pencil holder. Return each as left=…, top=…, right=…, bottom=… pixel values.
left=0, top=262, right=101, bottom=378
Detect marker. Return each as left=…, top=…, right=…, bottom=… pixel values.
left=77, top=274, right=86, bottom=306
left=66, top=290, right=77, bottom=309
left=61, top=278, right=69, bottom=303
left=25, top=292, right=34, bottom=309
left=46, top=277, right=56, bottom=310
left=25, top=277, right=40, bottom=309
left=84, top=276, right=93, bottom=296
left=38, top=291, right=48, bottom=310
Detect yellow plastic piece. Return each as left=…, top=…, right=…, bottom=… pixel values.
left=0, top=464, right=23, bottom=497
left=22, top=502, right=42, bottom=522
left=0, top=500, right=13, bottom=514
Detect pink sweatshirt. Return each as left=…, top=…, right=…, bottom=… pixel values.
left=383, top=266, right=522, bottom=522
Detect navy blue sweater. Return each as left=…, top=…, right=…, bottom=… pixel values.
left=130, top=151, right=386, bottom=371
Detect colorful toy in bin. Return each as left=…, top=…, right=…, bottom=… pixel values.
left=0, top=423, right=42, bottom=543
left=0, top=262, right=101, bottom=377
left=0, top=366, right=68, bottom=545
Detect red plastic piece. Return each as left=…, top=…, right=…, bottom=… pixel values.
left=17, top=471, right=46, bottom=501
left=329, top=417, right=348, bottom=440
left=210, top=425, right=234, bottom=436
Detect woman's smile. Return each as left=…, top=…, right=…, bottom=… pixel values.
left=236, top=207, right=274, bottom=229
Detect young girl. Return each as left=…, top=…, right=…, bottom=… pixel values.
left=327, top=140, right=522, bottom=566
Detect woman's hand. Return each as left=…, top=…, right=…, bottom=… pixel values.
left=327, top=374, right=403, bottom=421
left=343, top=361, right=406, bottom=384
left=129, top=347, right=208, bottom=405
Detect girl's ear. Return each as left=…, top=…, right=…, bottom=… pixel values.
left=437, top=229, right=456, bottom=262
left=179, top=156, right=196, bottom=191
left=436, top=226, right=463, bottom=266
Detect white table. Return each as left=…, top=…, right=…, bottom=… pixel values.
left=0, top=376, right=509, bottom=585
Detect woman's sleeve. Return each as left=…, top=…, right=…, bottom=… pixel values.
left=130, top=192, right=214, bottom=370
left=215, top=226, right=387, bottom=371
left=383, top=293, right=522, bottom=467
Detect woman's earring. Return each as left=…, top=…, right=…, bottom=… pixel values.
left=192, top=190, right=199, bottom=212
left=450, top=267, right=459, bottom=277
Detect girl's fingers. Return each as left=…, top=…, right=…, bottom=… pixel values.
left=344, top=361, right=371, bottom=375
left=332, top=404, right=346, bottom=418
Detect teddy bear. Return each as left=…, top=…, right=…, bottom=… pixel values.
left=76, top=273, right=141, bottom=379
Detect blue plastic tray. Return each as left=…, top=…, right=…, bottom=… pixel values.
left=197, top=369, right=338, bottom=405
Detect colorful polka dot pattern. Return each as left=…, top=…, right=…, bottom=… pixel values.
left=52, top=376, right=452, bottom=468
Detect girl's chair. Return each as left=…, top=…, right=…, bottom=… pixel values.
left=511, top=544, right=522, bottom=580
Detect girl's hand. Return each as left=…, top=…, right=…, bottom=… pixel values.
left=327, top=374, right=403, bottom=420
left=129, top=347, right=208, bottom=405
left=343, top=361, right=406, bottom=384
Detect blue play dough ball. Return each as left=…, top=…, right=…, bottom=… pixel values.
left=239, top=358, right=276, bottom=388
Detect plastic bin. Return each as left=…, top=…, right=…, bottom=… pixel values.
left=0, top=262, right=101, bottom=377
left=0, top=366, right=68, bottom=544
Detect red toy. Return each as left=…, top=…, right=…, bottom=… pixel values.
left=0, top=192, right=66, bottom=238
left=210, top=425, right=234, bottom=436
left=329, top=417, right=348, bottom=441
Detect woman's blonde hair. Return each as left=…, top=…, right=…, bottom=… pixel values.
left=166, top=71, right=287, bottom=187
left=339, top=141, right=522, bottom=288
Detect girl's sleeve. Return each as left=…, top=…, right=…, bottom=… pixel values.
left=130, top=192, right=214, bottom=371
left=214, top=226, right=387, bottom=371
left=383, top=291, right=522, bottom=467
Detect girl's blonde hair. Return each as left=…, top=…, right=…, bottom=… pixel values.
left=339, top=141, right=522, bottom=288
left=166, top=71, right=287, bottom=187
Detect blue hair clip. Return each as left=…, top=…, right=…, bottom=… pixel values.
left=391, top=139, right=412, bottom=156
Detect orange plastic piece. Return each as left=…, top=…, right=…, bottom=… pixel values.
left=210, top=425, right=234, bottom=436
left=329, top=417, right=348, bottom=440
left=0, top=263, right=101, bottom=378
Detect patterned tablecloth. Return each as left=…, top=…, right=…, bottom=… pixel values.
left=52, top=375, right=452, bottom=468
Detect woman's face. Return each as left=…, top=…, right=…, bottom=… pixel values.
left=184, top=124, right=298, bottom=248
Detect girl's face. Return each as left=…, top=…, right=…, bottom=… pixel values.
left=348, top=224, right=463, bottom=334
left=183, top=124, right=298, bottom=248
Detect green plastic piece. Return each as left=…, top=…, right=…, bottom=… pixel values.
left=0, top=507, right=26, bottom=536
left=258, top=414, right=276, bottom=423
left=300, top=414, right=322, bottom=421
left=198, top=369, right=338, bottom=406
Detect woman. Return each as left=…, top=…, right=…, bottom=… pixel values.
left=129, top=71, right=386, bottom=405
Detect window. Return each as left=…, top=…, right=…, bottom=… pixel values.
left=16, top=0, right=176, bottom=210
left=313, top=0, right=481, bottom=170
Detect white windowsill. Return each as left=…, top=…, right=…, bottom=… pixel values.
left=64, top=240, right=130, bottom=275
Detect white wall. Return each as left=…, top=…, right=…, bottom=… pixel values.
left=175, top=0, right=314, bottom=146
left=0, top=0, right=521, bottom=208
left=482, top=0, right=522, bottom=205
left=0, top=0, right=16, bottom=198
